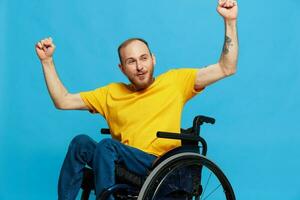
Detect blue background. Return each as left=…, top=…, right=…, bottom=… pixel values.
left=1, top=0, right=300, bottom=199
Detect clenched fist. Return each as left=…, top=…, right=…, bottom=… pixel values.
left=217, top=0, right=238, bottom=21
left=35, top=37, right=56, bottom=62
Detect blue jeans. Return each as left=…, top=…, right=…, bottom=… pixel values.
left=58, top=134, right=157, bottom=200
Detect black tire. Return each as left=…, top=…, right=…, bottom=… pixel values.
left=137, top=152, right=235, bottom=200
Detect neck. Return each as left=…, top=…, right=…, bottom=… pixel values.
left=129, top=77, right=155, bottom=92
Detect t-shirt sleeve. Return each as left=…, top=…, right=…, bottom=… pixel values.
left=79, top=86, right=108, bottom=116
left=171, top=68, right=204, bottom=102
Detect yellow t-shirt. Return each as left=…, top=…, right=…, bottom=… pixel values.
left=80, top=68, right=203, bottom=156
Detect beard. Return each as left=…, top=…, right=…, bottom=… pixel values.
left=128, top=67, right=154, bottom=91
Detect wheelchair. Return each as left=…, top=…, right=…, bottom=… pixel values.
left=80, top=115, right=236, bottom=200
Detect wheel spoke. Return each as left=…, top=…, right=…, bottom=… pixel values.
left=202, top=184, right=221, bottom=200
left=202, top=172, right=212, bottom=197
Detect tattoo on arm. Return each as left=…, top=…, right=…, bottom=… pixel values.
left=222, top=36, right=232, bottom=54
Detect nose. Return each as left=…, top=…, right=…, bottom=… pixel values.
left=136, top=60, right=143, bottom=71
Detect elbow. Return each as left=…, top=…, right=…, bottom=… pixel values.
left=54, top=102, right=64, bottom=110
left=219, top=62, right=237, bottom=76
left=54, top=99, right=68, bottom=110
left=53, top=93, right=71, bottom=110
left=226, top=67, right=237, bottom=76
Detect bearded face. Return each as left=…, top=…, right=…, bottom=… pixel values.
left=119, top=40, right=156, bottom=91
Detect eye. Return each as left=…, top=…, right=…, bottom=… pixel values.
left=127, top=59, right=135, bottom=65
left=141, top=56, right=148, bottom=61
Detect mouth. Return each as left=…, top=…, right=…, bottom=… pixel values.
left=136, top=72, right=147, bottom=80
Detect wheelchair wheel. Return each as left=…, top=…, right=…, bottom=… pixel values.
left=137, top=152, right=235, bottom=200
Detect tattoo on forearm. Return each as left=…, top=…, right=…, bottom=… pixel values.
left=222, top=36, right=232, bottom=55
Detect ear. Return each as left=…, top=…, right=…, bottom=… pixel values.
left=118, top=63, right=126, bottom=74
left=151, top=53, right=156, bottom=65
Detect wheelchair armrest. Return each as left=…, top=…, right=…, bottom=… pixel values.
left=100, top=128, right=111, bottom=134
left=157, top=131, right=202, bottom=142
left=157, top=131, right=207, bottom=154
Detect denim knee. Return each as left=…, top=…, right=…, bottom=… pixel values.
left=67, top=134, right=96, bottom=163
left=70, top=134, right=92, bottom=146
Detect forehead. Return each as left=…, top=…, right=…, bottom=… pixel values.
left=120, top=40, right=150, bottom=59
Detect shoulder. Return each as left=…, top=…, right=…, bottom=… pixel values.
left=106, top=82, right=131, bottom=94
left=107, top=82, right=123, bottom=89
left=158, top=68, right=198, bottom=79
left=156, top=69, right=177, bottom=79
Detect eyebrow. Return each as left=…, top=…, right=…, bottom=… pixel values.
left=125, top=57, right=135, bottom=63
left=125, top=54, right=149, bottom=63
left=140, top=54, right=148, bottom=58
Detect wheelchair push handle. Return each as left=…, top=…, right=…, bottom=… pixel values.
left=192, top=115, right=215, bottom=134
left=193, top=115, right=215, bottom=126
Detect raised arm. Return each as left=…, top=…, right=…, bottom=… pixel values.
left=35, top=37, right=88, bottom=110
left=194, top=0, right=238, bottom=90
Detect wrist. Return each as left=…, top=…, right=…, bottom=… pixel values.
left=41, top=57, right=54, bottom=65
left=224, top=19, right=237, bottom=26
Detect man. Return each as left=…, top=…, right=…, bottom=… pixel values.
left=35, top=0, right=238, bottom=199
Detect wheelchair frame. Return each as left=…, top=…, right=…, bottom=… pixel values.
left=80, top=115, right=236, bottom=200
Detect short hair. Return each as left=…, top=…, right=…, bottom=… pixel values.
left=118, top=38, right=151, bottom=64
